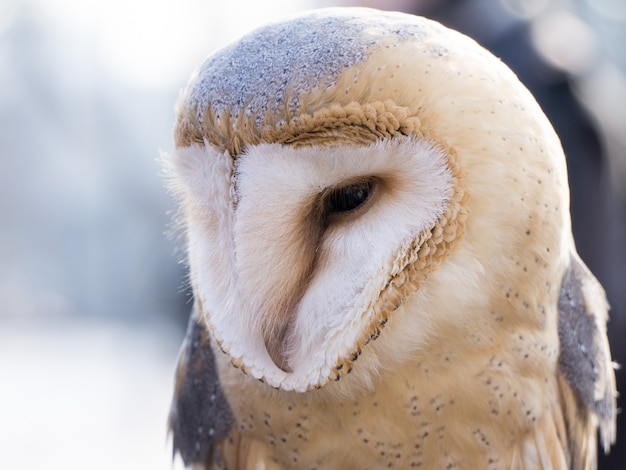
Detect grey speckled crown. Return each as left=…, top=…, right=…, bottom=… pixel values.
left=185, top=8, right=429, bottom=128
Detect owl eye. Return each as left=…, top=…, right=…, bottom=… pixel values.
left=324, top=179, right=376, bottom=215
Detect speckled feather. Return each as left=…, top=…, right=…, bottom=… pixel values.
left=557, top=254, right=616, bottom=454
left=168, top=305, right=234, bottom=466
left=167, top=7, right=616, bottom=469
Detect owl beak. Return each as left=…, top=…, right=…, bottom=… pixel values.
left=263, top=320, right=293, bottom=373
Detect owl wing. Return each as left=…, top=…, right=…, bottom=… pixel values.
left=557, top=253, right=617, bottom=467
left=169, top=303, right=237, bottom=469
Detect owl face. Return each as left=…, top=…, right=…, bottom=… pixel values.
left=168, top=8, right=569, bottom=394
left=170, top=133, right=459, bottom=391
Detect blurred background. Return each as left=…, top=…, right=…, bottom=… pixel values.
left=0, top=0, right=623, bottom=468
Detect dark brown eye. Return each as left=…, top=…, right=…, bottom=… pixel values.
left=324, top=179, right=375, bottom=215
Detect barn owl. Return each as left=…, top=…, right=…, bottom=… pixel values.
left=166, top=7, right=616, bottom=469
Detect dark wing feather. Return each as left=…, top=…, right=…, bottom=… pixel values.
left=557, top=253, right=617, bottom=462
left=169, top=303, right=235, bottom=468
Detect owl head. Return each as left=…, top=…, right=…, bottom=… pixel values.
left=167, top=8, right=569, bottom=393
